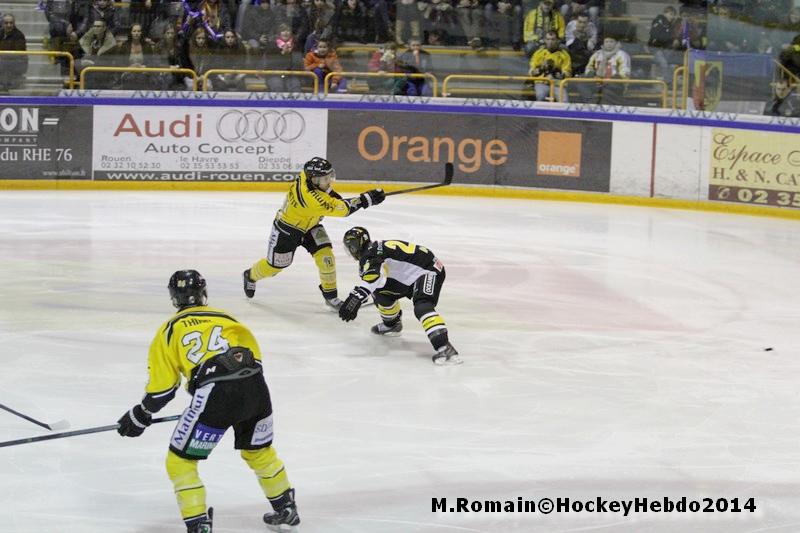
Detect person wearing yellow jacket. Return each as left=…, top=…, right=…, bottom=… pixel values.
left=523, top=0, right=565, bottom=56
left=529, top=31, right=572, bottom=101
left=243, top=157, right=385, bottom=310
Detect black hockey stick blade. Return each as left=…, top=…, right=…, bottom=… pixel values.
left=385, top=162, right=455, bottom=197
left=0, top=402, right=69, bottom=431
left=0, top=415, right=181, bottom=448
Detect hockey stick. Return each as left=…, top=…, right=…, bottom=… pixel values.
left=384, top=162, right=454, bottom=197
left=0, top=402, right=70, bottom=431
left=0, top=415, right=181, bottom=448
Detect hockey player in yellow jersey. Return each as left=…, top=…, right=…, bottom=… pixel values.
left=339, top=226, right=462, bottom=365
left=243, top=157, right=386, bottom=310
left=117, top=270, right=299, bottom=533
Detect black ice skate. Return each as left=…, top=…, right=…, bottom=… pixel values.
left=243, top=269, right=256, bottom=299
left=186, top=507, right=213, bottom=533
left=371, top=320, right=403, bottom=336
left=432, top=343, right=463, bottom=365
left=263, top=489, right=300, bottom=532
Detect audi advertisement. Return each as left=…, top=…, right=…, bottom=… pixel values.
left=91, top=106, right=327, bottom=181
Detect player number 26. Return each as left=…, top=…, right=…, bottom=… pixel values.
left=182, top=326, right=230, bottom=364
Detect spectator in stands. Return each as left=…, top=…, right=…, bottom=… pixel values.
left=566, top=12, right=596, bottom=75
left=0, top=14, right=27, bottom=93
left=275, top=0, right=311, bottom=50
left=185, top=26, right=215, bottom=87
left=396, top=0, right=423, bottom=46
left=363, top=0, right=392, bottom=43
left=483, top=0, right=522, bottom=50
left=45, top=1, right=82, bottom=75
left=129, top=0, right=163, bottom=37
left=87, top=0, right=120, bottom=36
left=779, top=34, right=800, bottom=78
left=304, top=38, right=346, bottom=91
left=779, top=7, right=800, bottom=35
left=147, top=2, right=182, bottom=42
left=366, top=41, right=402, bottom=92
left=241, top=1, right=278, bottom=50
left=528, top=30, right=571, bottom=101
left=205, top=30, right=246, bottom=91
left=763, top=79, right=799, bottom=116
left=676, top=5, right=707, bottom=50
left=154, top=24, right=185, bottom=84
left=260, top=24, right=305, bottom=92
left=116, top=22, right=156, bottom=67
left=566, top=12, right=596, bottom=50
left=523, top=0, right=565, bottom=57
left=647, top=6, right=681, bottom=82
left=398, top=37, right=433, bottom=95
left=422, top=0, right=459, bottom=46
left=307, top=0, right=336, bottom=42
left=560, top=0, right=600, bottom=26
left=199, top=0, right=232, bottom=33
left=79, top=18, right=117, bottom=65
left=455, top=0, right=484, bottom=49
left=580, top=35, right=630, bottom=104
left=707, top=3, right=747, bottom=52
left=334, top=0, right=369, bottom=43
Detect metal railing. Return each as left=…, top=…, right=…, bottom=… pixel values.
left=672, top=65, right=686, bottom=110
left=773, top=60, right=800, bottom=86
left=442, top=74, right=555, bottom=100
left=559, top=78, right=669, bottom=108
left=323, top=71, right=438, bottom=96
left=0, top=50, right=76, bottom=89
left=79, top=66, right=198, bottom=90
left=201, top=69, right=319, bottom=93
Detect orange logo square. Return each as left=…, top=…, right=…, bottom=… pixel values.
left=537, top=131, right=582, bottom=177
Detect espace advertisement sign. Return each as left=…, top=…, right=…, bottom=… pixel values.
left=0, top=105, right=92, bottom=179
left=326, top=110, right=611, bottom=191
left=92, top=106, right=326, bottom=181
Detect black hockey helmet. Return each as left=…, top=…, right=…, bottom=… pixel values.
left=303, top=157, right=335, bottom=190
left=168, top=270, right=208, bottom=309
left=343, top=226, right=371, bottom=260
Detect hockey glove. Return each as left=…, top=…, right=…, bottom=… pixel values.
left=359, top=189, right=385, bottom=208
left=117, top=404, right=152, bottom=437
left=339, top=287, right=370, bottom=321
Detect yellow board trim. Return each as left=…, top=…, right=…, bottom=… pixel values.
left=2, top=179, right=800, bottom=221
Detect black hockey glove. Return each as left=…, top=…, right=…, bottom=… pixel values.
left=359, top=189, right=385, bottom=208
left=117, top=404, right=152, bottom=437
left=339, top=292, right=362, bottom=322
left=339, top=286, right=371, bottom=321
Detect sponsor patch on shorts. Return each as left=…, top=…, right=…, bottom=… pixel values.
left=272, top=251, right=294, bottom=268
left=186, top=423, right=226, bottom=458
left=251, top=414, right=274, bottom=446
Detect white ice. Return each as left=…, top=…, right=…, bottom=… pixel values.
left=1, top=190, right=799, bottom=533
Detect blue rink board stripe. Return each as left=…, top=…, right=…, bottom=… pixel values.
left=2, top=96, right=800, bottom=134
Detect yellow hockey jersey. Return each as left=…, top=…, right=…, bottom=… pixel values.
left=145, top=305, right=263, bottom=395
left=276, top=171, right=355, bottom=232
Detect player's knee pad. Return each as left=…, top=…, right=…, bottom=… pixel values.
left=312, top=247, right=337, bottom=288
left=252, top=258, right=284, bottom=280
left=241, top=447, right=290, bottom=499
left=166, top=451, right=205, bottom=518
left=413, top=299, right=436, bottom=321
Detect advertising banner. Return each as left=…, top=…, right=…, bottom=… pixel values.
left=92, top=106, right=326, bottom=182
left=326, top=110, right=612, bottom=192
left=0, top=105, right=92, bottom=179
left=708, top=128, right=800, bottom=209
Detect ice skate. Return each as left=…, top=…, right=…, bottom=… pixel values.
left=432, top=343, right=462, bottom=365
left=186, top=507, right=213, bottom=533
left=263, top=489, right=300, bottom=532
left=371, top=320, right=403, bottom=336
left=243, top=269, right=256, bottom=299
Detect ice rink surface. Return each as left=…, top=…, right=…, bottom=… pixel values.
left=1, top=190, right=799, bottom=533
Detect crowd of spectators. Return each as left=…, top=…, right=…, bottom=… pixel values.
left=0, top=0, right=795, bottom=107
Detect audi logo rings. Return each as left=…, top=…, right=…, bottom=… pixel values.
left=216, top=110, right=306, bottom=143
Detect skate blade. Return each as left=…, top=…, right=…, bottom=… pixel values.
left=373, top=330, right=402, bottom=337
left=433, top=355, right=463, bottom=366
